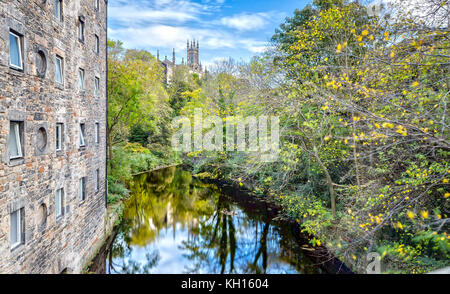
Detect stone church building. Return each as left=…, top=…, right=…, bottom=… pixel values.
left=158, top=39, right=204, bottom=83
left=0, top=0, right=107, bottom=273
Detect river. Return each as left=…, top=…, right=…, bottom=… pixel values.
left=89, top=166, right=349, bottom=274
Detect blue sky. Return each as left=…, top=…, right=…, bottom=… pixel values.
left=108, top=0, right=310, bottom=68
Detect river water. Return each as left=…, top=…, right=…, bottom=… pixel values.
left=90, top=166, right=348, bottom=274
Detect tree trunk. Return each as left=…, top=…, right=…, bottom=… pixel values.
left=350, top=111, right=361, bottom=186
left=313, top=147, right=336, bottom=218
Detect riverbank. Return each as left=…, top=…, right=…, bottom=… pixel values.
left=183, top=159, right=449, bottom=274
left=203, top=176, right=353, bottom=274
left=191, top=169, right=354, bottom=272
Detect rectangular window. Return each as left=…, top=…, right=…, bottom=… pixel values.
left=95, top=122, right=99, bottom=144
left=9, top=121, right=23, bottom=160
left=95, top=35, right=99, bottom=54
left=94, top=77, right=100, bottom=96
left=56, top=123, right=63, bottom=151
left=10, top=208, right=24, bottom=248
left=56, top=188, right=64, bottom=217
left=78, top=68, right=85, bottom=90
left=95, top=169, right=100, bottom=192
left=9, top=31, right=23, bottom=70
left=55, top=55, right=63, bottom=84
left=78, top=18, right=85, bottom=42
left=79, top=123, right=86, bottom=147
left=95, top=0, right=99, bottom=10
left=79, top=177, right=87, bottom=201
left=54, top=0, right=62, bottom=21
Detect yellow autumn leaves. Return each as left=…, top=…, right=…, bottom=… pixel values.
left=336, top=41, right=348, bottom=53
left=336, top=29, right=391, bottom=53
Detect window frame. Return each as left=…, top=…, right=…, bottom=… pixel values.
left=9, top=31, right=23, bottom=70
left=56, top=188, right=64, bottom=218
left=56, top=123, right=63, bottom=151
left=54, top=0, right=63, bottom=22
left=10, top=208, right=24, bottom=249
left=9, top=121, right=23, bottom=160
left=95, top=0, right=100, bottom=11
left=79, top=123, right=86, bottom=147
left=94, top=34, right=100, bottom=54
left=78, top=68, right=85, bottom=91
left=94, top=76, right=100, bottom=96
left=95, top=169, right=100, bottom=192
left=94, top=122, right=100, bottom=144
left=55, top=55, right=64, bottom=85
left=78, top=17, right=85, bottom=42
left=79, top=177, right=87, bottom=202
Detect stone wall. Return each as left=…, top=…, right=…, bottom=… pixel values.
left=0, top=0, right=107, bottom=273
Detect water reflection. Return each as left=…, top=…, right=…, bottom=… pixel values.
left=93, top=167, right=328, bottom=274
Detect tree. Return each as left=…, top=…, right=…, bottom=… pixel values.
left=168, top=65, right=197, bottom=116
left=107, top=40, right=169, bottom=167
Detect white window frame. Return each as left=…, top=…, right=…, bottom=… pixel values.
left=56, top=188, right=63, bottom=217
left=9, top=31, right=23, bottom=70
left=55, top=55, right=63, bottom=84
left=10, top=208, right=23, bottom=249
left=95, top=169, right=100, bottom=192
left=95, top=122, right=99, bottom=143
left=78, top=19, right=85, bottom=42
left=79, top=123, right=86, bottom=147
left=95, top=0, right=99, bottom=11
left=78, top=68, right=85, bottom=90
left=54, top=0, right=62, bottom=22
left=94, top=76, right=100, bottom=96
left=56, top=123, right=63, bottom=151
left=9, top=121, right=23, bottom=159
left=95, top=35, right=99, bottom=54
left=79, top=177, right=86, bottom=201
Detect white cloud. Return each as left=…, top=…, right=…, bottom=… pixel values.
left=109, top=23, right=269, bottom=53
left=109, top=6, right=199, bottom=23
left=220, top=13, right=270, bottom=31
left=109, top=0, right=214, bottom=25
left=246, top=45, right=267, bottom=53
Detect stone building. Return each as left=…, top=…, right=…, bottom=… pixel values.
left=0, top=0, right=107, bottom=273
left=186, top=39, right=201, bottom=72
left=158, top=39, right=204, bottom=83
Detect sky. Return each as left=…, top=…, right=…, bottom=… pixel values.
left=108, top=0, right=311, bottom=69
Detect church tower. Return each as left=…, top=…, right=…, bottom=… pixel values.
left=187, top=39, right=201, bottom=71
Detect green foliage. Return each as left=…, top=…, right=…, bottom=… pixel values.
left=128, top=125, right=150, bottom=146
left=107, top=176, right=130, bottom=205
left=107, top=39, right=171, bottom=166
left=110, top=142, right=180, bottom=183
left=168, top=65, right=200, bottom=116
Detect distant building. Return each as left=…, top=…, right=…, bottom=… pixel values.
left=158, top=39, right=204, bottom=83
left=0, top=0, right=107, bottom=273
